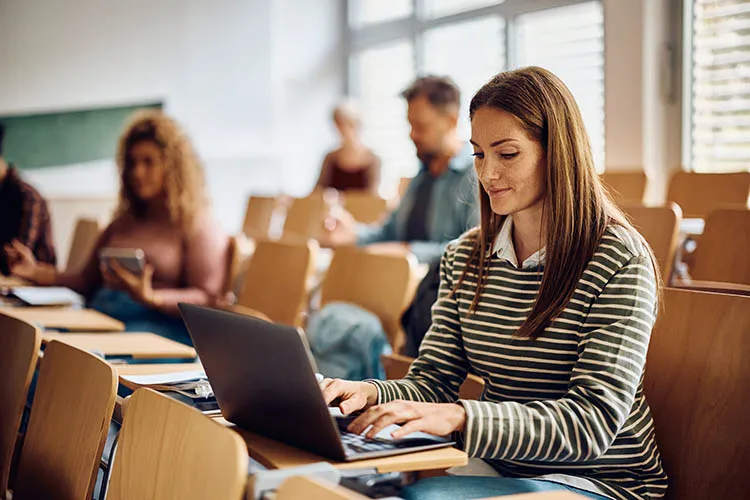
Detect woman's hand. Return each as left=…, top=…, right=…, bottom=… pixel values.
left=348, top=400, right=467, bottom=440
left=321, top=378, right=379, bottom=415
left=104, top=260, right=160, bottom=307
left=4, top=239, right=56, bottom=284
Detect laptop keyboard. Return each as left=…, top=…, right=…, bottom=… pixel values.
left=340, top=430, right=400, bottom=454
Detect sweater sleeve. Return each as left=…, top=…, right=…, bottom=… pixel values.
left=368, top=241, right=471, bottom=403
left=458, top=255, right=657, bottom=463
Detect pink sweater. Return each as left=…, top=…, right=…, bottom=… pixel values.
left=60, top=210, right=228, bottom=315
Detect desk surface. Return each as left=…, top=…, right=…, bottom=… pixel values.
left=224, top=421, right=467, bottom=474
left=8, top=307, right=125, bottom=331
left=0, top=276, right=29, bottom=288
left=42, top=332, right=197, bottom=359
left=115, top=362, right=203, bottom=376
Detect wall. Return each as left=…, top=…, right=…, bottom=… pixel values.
left=0, top=0, right=343, bottom=241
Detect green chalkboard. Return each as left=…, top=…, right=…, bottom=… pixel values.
left=0, top=102, right=162, bottom=169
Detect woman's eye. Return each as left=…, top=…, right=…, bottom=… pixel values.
left=500, top=152, right=518, bottom=160
left=472, top=152, right=484, bottom=159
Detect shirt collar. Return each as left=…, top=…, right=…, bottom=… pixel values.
left=491, top=215, right=546, bottom=269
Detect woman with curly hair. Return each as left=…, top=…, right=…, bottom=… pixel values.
left=7, top=110, right=228, bottom=345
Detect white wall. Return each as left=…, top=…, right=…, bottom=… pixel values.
left=0, top=0, right=343, bottom=235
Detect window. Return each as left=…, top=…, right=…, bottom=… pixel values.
left=423, top=16, right=506, bottom=138
left=688, top=0, right=750, bottom=172
left=346, top=0, right=606, bottom=188
left=516, top=1, right=605, bottom=170
left=351, top=40, right=417, bottom=191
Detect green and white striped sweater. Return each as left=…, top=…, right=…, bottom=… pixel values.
left=370, top=225, right=667, bottom=500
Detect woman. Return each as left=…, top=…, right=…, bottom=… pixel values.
left=6, top=110, right=228, bottom=345
left=315, top=100, right=380, bottom=194
left=322, top=67, right=667, bottom=500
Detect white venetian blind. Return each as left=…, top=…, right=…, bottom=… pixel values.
left=691, top=0, right=750, bottom=172
left=516, top=1, right=605, bottom=171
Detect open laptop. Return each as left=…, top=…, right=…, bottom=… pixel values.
left=178, top=303, right=454, bottom=461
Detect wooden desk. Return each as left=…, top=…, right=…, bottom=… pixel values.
left=42, top=332, right=197, bottom=360
left=0, top=275, right=29, bottom=287
left=8, top=307, right=125, bottom=331
left=115, top=362, right=203, bottom=376
left=225, top=422, right=467, bottom=474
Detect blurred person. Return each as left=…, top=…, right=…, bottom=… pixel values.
left=321, top=67, right=666, bottom=500
left=315, top=100, right=381, bottom=194
left=321, top=76, right=479, bottom=263
left=6, top=110, right=228, bottom=345
left=0, top=123, right=56, bottom=276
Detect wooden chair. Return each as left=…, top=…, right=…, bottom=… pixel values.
left=222, top=234, right=251, bottom=296
left=0, top=314, right=40, bottom=498
left=688, top=208, right=750, bottom=285
left=381, top=353, right=485, bottom=400
left=644, top=288, right=750, bottom=499
left=321, top=249, right=417, bottom=352
left=12, top=340, right=117, bottom=500
left=342, top=192, right=388, bottom=224
left=666, top=171, right=750, bottom=219
left=236, top=239, right=318, bottom=326
left=282, top=195, right=327, bottom=241
left=622, top=204, right=682, bottom=280
left=275, top=476, right=368, bottom=500
left=65, top=218, right=100, bottom=274
left=107, top=388, right=248, bottom=500
left=242, top=195, right=277, bottom=239
left=601, top=170, right=647, bottom=205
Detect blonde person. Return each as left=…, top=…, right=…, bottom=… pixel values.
left=315, top=100, right=380, bottom=194
left=322, top=67, right=667, bottom=499
left=6, top=110, right=228, bottom=345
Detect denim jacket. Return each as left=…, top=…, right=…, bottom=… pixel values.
left=356, top=147, right=479, bottom=263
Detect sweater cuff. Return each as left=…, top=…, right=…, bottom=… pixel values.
left=458, top=399, right=501, bottom=458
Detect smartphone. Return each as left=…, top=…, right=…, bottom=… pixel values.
left=99, top=247, right=146, bottom=275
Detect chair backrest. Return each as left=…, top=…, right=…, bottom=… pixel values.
left=242, top=196, right=277, bottom=239
left=107, top=388, right=248, bottom=500
left=275, top=476, right=369, bottom=500
left=13, top=340, right=117, bottom=500
left=644, top=288, right=750, bottom=500
left=321, top=249, right=416, bottom=350
left=236, top=239, right=318, bottom=326
left=282, top=195, right=326, bottom=241
left=342, top=192, right=388, bottom=224
left=690, top=208, right=750, bottom=285
left=601, top=170, right=647, bottom=205
left=65, top=218, right=101, bottom=274
left=622, top=203, right=682, bottom=280
left=0, top=313, right=40, bottom=496
left=381, top=353, right=485, bottom=400
left=222, top=234, right=249, bottom=296
left=666, top=171, right=750, bottom=219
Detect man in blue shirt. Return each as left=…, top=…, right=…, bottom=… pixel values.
left=322, top=76, right=479, bottom=263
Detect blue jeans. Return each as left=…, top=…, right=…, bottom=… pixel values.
left=88, top=288, right=192, bottom=346
left=401, top=476, right=610, bottom=500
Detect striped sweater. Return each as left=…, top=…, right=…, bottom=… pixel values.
left=370, top=225, right=667, bottom=500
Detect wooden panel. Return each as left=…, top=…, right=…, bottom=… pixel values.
left=65, top=218, right=101, bottom=274
left=0, top=313, right=40, bottom=496
left=342, top=192, right=388, bottom=224
left=242, top=196, right=277, bottom=239
left=644, top=288, right=750, bottom=500
left=13, top=340, right=117, bottom=500
left=690, top=208, right=750, bottom=285
left=601, top=170, right=647, bottom=205
left=622, top=203, right=682, bottom=280
left=666, top=171, right=750, bottom=219
left=41, top=332, right=196, bottom=360
left=7, top=307, right=124, bottom=332
left=282, top=194, right=327, bottom=241
left=275, top=476, right=369, bottom=500
left=321, top=249, right=417, bottom=352
left=237, top=239, right=318, bottom=326
left=108, top=388, right=247, bottom=500
left=226, top=423, right=467, bottom=473
left=381, top=353, right=485, bottom=400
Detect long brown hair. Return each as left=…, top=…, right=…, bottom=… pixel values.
left=115, top=110, right=207, bottom=234
left=460, top=66, right=660, bottom=339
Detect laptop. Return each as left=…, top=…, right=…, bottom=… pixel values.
left=178, top=303, right=454, bottom=461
